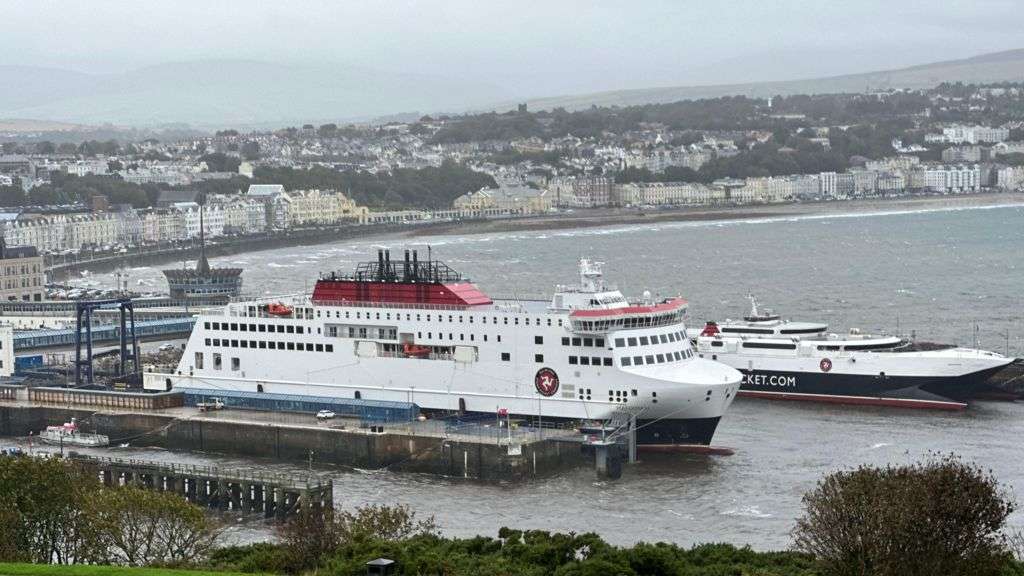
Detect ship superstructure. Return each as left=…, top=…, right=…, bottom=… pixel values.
left=157, top=250, right=742, bottom=447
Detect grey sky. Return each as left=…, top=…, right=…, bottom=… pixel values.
left=5, top=0, right=1022, bottom=97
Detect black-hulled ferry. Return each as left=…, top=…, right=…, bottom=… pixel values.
left=690, top=297, right=1013, bottom=409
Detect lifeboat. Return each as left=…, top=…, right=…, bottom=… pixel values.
left=403, top=343, right=431, bottom=358
left=265, top=303, right=293, bottom=317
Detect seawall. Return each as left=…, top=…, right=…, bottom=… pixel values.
left=0, top=404, right=586, bottom=481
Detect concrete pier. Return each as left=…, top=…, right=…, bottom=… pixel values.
left=0, top=404, right=589, bottom=481
left=74, top=454, right=332, bottom=520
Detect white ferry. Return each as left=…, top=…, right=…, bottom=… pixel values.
left=150, top=250, right=742, bottom=448
left=690, top=297, right=1013, bottom=409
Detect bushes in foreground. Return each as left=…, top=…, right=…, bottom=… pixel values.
left=0, top=456, right=219, bottom=567
left=794, top=454, right=1016, bottom=576
left=3, top=454, right=1023, bottom=575
left=211, top=535, right=820, bottom=576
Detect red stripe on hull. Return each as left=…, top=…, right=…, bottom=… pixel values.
left=637, top=444, right=735, bottom=456
left=737, top=389, right=966, bottom=411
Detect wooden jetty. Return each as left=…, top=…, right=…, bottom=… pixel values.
left=72, top=455, right=333, bottom=520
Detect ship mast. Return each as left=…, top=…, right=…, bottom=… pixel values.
left=197, top=203, right=210, bottom=275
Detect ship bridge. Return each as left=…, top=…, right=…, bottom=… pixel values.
left=569, top=298, right=688, bottom=334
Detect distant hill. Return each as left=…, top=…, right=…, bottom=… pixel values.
left=508, top=48, right=1024, bottom=112
left=2, top=49, right=1023, bottom=129
left=0, top=60, right=506, bottom=129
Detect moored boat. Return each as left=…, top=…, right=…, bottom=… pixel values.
left=38, top=418, right=110, bottom=447
left=690, top=297, right=1013, bottom=409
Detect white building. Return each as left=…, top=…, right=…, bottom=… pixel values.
left=176, top=204, right=225, bottom=239
left=930, top=125, right=1010, bottom=145
left=911, top=164, right=981, bottom=193
left=613, top=182, right=720, bottom=206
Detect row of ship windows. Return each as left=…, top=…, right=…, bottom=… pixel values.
left=709, top=341, right=899, bottom=352
left=204, top=338, right=334, bottom=353
left=568, top=356, right=614, bottom=367
left=620, top=349, right=694, bottom=367
left=576, top=388, right=649, bottom=403
left=561, top=336, right=605, bottom=348
left=205, top=321, right=306, bottom=335
left=320, top=309, right=564, bottom=328
left=418, top=332, right=502, bottom=343
left=614, top=331, right=687, bottom=348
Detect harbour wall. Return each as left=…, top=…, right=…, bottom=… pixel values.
left=0, top=405, right=585, bottom=481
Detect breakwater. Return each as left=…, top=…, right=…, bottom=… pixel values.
left=0, top=405, right=586, bottom=481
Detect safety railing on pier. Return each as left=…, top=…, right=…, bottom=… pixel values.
left=75, top=455, right=332, bottom=491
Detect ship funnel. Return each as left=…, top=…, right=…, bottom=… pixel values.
left=377, top=249, right=385, bottom=281
left=412, top=250, right=419, bottom=281
left=403, top=250, right=411, bottom=282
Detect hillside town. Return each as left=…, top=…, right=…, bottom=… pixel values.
left=1, top=82, right=1024, bottom=259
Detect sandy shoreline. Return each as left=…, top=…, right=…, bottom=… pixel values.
left=409, top=192, right=1024, bottom=238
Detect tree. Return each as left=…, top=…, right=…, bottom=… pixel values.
left=278, top=504, right=437, bottom=573
left=0, top=456, right=103, bottom=564
left=0, top=185, right=25, bottom=207
left=28, top=185, right=60, bottom=206
left=240, top=141, right=261, bottom=161
left=793, top=455, right=1014, bottom=576
left=998, top=153, right=1024, bottom=167
left=89, top=487, right=219, bottom=567
left=198, top=152, right=241, bottom=173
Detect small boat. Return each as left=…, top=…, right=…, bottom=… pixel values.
left=38, top=418, right=109, bottom=448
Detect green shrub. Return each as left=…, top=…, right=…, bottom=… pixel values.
left=793, top=454, right=1014, bottom=576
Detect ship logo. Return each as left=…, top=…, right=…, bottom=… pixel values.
left=820, top=358, right=833, bottom=373
left=535, top=368, right=559, bottom=397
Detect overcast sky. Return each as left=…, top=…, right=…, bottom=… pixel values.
left=5, top=0, right=1022, bottom=98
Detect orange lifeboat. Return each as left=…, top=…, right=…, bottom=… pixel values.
left=265, top=303, right=293, bottom=317
left=403, top=343, right=431, bottom=358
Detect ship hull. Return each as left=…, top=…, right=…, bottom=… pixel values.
left=636, top=416, right=721, bottom=446
left=736, top=364, right=1009, bottom=408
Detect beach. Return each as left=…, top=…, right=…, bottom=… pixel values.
left=409, top=192, right=1024, bottom=238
